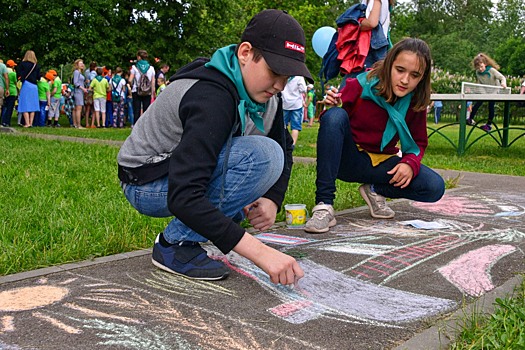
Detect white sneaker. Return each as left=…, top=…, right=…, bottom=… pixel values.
left=359, top=184, right=395, bottom=219
left=304, top=202, right=336, bottom=233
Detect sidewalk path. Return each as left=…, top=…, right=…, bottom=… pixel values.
left=1, top=131, right=524, bottom=349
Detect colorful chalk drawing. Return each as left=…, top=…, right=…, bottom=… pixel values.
left=0, top=271, right=325, bottom=350
left=1, top=191, right=524, bottom=349
left=207, top=247, right=456, bottom=326
left=254, top=232, right=317, bottom=245
left=438, top=244, right=517, bottom=297
left=412, top=193, right=525, bottom=218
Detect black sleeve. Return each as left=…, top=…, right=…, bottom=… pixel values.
left=17, top=64, right=27, bottom=82
left=263, top=96, right=294, bottom=209
left=166, top=80, right=246, bottom=254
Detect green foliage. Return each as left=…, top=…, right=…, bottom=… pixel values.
left=0, top=0, right=524, bottom=95
left=495, top=38, right=525, bottom=77
left=0, top=0, right=346, bottom=84
left=394, top=0, right=525, bottom=76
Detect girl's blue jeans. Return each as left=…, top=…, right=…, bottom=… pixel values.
left=122, top=136, right=284, bottom=244
left=315, top=107, right=445, bottom=205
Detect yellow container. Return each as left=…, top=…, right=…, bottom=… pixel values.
left=285, top=204, right=308, bottom=228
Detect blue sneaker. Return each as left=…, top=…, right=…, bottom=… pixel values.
left=151, top=234, right=230, bottom=280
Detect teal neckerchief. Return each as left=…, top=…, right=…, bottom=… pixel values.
left=478, top=65, right=492, bottom=77
left=136, top=60, right=150, bottom=75
left=95, top=75, right=103, bottom=82
left=205, top=44, right=265, bottom=135
left=357, top=72, right=420, bottom=156
left=112, top=74, right=122, bottom=85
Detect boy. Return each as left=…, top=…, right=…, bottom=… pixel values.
left=89, top=67, right=110, bottom=128
left=118, top=10, right=312, bottom=285
left=36, top=72, right=52, bottom=127
left=156, top=76, right=166, bottom=96
left=47, top=70, right=62, bottom=127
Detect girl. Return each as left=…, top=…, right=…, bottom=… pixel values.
left=111, top=67, right=127, bottom=128
left=122, top=70, right=134, bottom=127
left=466, top=53, right=507, bottom=131
left=305, top=38, right=445, bottom=233
left=72, top=59, right=88, bottom=129
left=17, top=50, right=40, bottom=128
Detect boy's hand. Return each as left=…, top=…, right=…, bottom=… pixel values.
left=387, top=163, right=414, bottom=188
left=234, top=233, right=305, bottom=285
left=243, top=198, right=278, bottom=232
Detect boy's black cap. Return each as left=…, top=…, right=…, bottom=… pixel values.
left=241, top=9, right=313, bottom=83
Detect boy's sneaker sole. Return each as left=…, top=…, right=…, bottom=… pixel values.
left=151, top=257, right=229, bottom=281
left=152, top=235, right=230, bottom=281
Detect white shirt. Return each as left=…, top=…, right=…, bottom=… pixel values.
left=130, top=65, right=155, bottom=94
left=363, top=0, right=391, bottom=39
left=111, top=75, right=127, bottom=100
left=282, top=76, right=306, bottom=110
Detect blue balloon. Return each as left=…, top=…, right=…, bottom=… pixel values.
left=312, top=26, right=336, bottom=58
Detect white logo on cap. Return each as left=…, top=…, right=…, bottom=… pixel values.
left=285, top=41, right=305, bottom=54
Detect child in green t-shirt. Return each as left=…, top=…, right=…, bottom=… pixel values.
left=89, top=67, right=110, bottom=127
left=304, top=84, right=315, bottom=127
left=36, top=73, right=51, bottom=126
left=156, top=77, right=166, bottom=96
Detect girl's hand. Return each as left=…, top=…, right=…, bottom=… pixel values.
left=387, top=163, right=414, bottom=188
left=324, top=86, right=342, bottom=106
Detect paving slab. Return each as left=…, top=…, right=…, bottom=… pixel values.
left=1, top=170, right=524, bottom=350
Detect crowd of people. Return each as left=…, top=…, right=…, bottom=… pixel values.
left=0, top=49, right=170, bottom=129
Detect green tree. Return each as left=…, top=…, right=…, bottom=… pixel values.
left=495, top=38, right=525, bottom=76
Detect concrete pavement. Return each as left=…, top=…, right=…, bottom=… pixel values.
left=1, top=169, right=524, bottom=350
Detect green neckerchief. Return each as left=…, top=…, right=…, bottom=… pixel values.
left=95, top=75, right=103, bottom=82
left=478, top=65, right=492, bottom=77
left=136, top=60, right=150, bottom=75
left=357, top=72, right=420, bottom=156
left=205, top=44, right=265, bottom=135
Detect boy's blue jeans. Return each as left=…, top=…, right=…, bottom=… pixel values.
left=122, top=136, right=284, bottom=244
left=315, top=107, right=445, bottom=205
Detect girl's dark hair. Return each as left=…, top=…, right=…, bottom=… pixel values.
left=368, top=38, right=432, bottom=111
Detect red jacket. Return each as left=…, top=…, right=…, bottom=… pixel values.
left=340, top=78, right=428, bottom=177
left=336, top=18, right=371, bottom=75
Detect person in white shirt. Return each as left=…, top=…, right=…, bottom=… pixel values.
left=282, top=76, right=306, bottom=147
left=129, top=49, right=156, bottom=124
